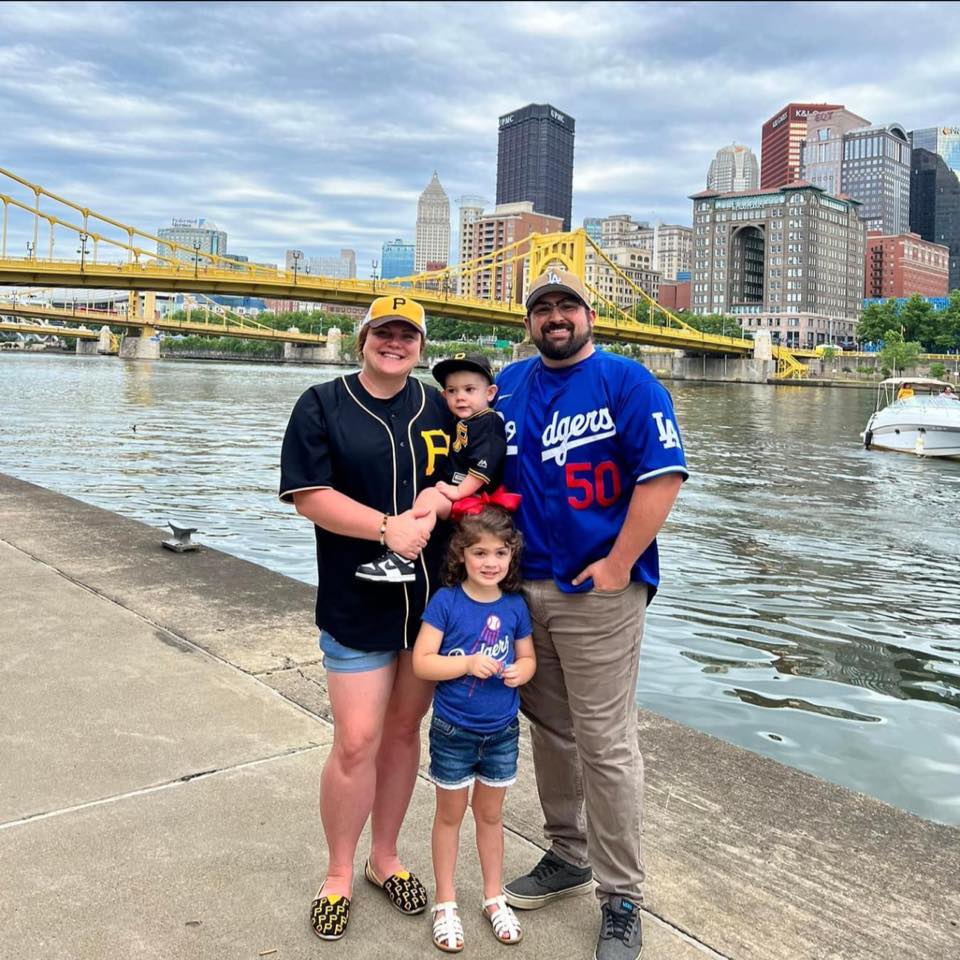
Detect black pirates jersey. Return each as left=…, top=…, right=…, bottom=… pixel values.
left=446, top=408, right=507, bottom=493
left=280, top=373, right=453, bottom=651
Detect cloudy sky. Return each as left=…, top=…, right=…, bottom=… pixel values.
left=2, top=0, right=959, bottom=274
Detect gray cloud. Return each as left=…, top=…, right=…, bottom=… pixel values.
left=1, top=0, right=959, bottom=273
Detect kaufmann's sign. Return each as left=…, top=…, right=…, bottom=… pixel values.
left=772, top=107, right=813, bottom=129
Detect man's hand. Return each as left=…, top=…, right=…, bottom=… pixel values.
left=571, top=556, right=631, bottom=592
left=466, top=654, right=501, bottom=679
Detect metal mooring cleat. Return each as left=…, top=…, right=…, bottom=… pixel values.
left=162, top=521, right=199, bottom=553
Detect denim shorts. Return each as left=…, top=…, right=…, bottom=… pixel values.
left=428, top=714, right=520, bottom=790
left=319, top=631, right=398, bottom=674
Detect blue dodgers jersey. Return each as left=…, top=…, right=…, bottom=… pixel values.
left=495, top=351, right=688, bottom=596
left=422, top=585, right=532, bottom=734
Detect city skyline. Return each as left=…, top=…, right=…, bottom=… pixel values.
left=2, top=1, right=960, bottom=274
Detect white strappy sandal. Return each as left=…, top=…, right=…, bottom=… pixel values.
left=482, top=894, right=523, bottom=945
left=432, top=901, right=464, bottom=953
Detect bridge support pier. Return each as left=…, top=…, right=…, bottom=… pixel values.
left=283, top=326, right=341, bottom=363
left=753, top=331, right=773, bottom=361
left=119, top=327, right=161, bottom=360
left=511, top=340, right=539, bottom=362
left=76, top=339, right=98, bottom=356
left=119, top=292, right=161, bottom=360
left=97, top=325, right=118, bottom=355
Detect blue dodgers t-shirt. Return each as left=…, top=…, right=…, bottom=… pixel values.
left=422, top=585, right=532, bottom=734
left=496, top=351, right=688, bottom=597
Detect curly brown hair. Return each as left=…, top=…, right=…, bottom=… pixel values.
left=441, top=506, right=524, bottom=593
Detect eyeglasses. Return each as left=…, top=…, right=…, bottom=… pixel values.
left=529, top=299, right=585, bottom=321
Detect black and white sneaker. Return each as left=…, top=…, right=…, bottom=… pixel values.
left=355, top=551, right=417, bottom=583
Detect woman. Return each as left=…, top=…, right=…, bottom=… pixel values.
left=279, top=295, right=452, bottom=941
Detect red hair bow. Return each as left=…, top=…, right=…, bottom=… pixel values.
left=450, top=486, right=522, bottom=521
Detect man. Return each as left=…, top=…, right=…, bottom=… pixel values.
left=495, top=268, right=688, bottom=960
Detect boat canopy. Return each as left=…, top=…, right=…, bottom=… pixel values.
left=878, top=377, right=952, bottom=389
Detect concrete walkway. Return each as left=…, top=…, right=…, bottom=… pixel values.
left=1, top=472, right=957, bottom=959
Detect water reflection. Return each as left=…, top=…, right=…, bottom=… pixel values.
left=1, top=356, right=958, bottom=824
left=723, top=688, right=882, bottom=724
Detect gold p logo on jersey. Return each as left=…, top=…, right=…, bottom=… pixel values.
left=420, top=429, right=450, bottom=476
left=453, top=421, right=468, bottom=453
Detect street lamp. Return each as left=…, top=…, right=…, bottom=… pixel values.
left=25, top=241, right=34, bottom=259
left=192, top=240, right=202, bottom=279
left=77, top=232, right=91, bottom=272
left=291, top=249, right=303, bottom=285
left=371, top=259, right=379, bottom=290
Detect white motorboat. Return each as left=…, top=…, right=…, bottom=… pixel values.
left=862, top=378, right=960, bottom=458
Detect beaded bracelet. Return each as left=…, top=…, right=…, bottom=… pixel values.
left=379, top=514, right=389, bottom=546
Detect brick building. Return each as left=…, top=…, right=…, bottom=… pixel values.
left=657, top=280, right=691, bottom=312
left=463, top=202, right=562, bottom=302
left=864, top=232, right=949, bottom=299
left=761, top=102, right=842, bottom=189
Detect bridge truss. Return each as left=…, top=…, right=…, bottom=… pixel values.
left=0, top=165, right=807, bottom=375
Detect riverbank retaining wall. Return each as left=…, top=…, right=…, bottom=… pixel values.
left=0, top=471, right=956, bottom=960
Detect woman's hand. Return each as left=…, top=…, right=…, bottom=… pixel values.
left=466, top=654, right=501, bottom=680
left=384, top=509, right=430, bottom=560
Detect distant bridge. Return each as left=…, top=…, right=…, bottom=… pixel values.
left=0, top=164, right=808, bottom=376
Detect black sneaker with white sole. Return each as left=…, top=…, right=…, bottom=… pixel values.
left=355, top=551, right=417, bottom=583
left=502, top=850, right=593, bottom=909
left=596, top=897, right=643, bottom=960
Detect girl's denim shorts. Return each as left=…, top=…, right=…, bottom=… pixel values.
left=428, top=714, right=520, bottom=790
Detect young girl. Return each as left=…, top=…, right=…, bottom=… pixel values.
left=412, top=506, right=536, bottom=952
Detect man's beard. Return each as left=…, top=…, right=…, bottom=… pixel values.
left=531, top=320, right=593, bottom=361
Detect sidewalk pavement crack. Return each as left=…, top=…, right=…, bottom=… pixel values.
left=0, top=743, right=326, bottom=833
left=0, top=535, right=328, bottom=726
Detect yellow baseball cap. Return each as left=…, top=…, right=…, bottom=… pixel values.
left=360, top=295, right=427, bottom=337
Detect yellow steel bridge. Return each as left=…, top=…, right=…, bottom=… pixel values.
left=0, top=164, right=808, bottom=377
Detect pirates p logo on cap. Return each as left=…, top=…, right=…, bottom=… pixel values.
left=360, top=296, right=427, bottom=336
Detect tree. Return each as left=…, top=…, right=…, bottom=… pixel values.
left=898, top=294, right=937, bottom=348
left=677, top=311, right=739, bottom=336
left=857, top=299, right=899, bottom=345
left=879, top=329, right=921, bottom=376
left=933, top=290, right=960, bottom=353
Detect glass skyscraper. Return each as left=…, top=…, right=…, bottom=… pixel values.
left=910, top=148, right=960, bottom=291
left=496, top=104, right=575, bottom=231
left=910, top=127, right=960, bottom=177
left=583, top=218, right=602, bottom=244
left=381, top=239, right=415, bottom=280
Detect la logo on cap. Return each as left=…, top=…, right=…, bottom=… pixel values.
left=547, top=269, right=562, bottom=284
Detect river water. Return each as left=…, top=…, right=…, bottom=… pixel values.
left=2, top=353, right=959, bottom=825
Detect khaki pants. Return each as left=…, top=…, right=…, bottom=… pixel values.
left=520, top=579, right=648, bottom=903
